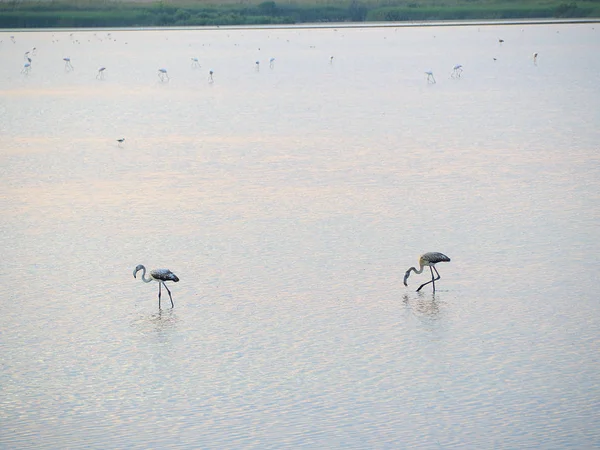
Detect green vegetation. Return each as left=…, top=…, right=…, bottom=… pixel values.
left=1, top=0, right=599, bottom=28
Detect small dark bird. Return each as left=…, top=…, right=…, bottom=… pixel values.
left=117, top=138, right=125, bottom=146
left=133, top=265, right=179, bottom=308
left=404, top=252, right=451, bottom=293
left=499, top=39, right=504, bottom=43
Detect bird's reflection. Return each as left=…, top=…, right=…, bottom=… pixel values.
left=131, top=307, right=179, bottom=338
left=149, top=308, right=178, bottom=332
left=403, top=292, right=442, bottom=319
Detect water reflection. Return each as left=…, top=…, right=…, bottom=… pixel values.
left=130, top=308, right=179, bottom=339
left=403, top=293, right=443, bottom=320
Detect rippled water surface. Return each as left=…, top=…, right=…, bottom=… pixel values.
left=1, top=22, right=599, bottom=449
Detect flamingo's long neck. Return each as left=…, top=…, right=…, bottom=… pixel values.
left=408, top=264, right=425, bottom=276
left=404, top=263, right=426, bottom=286
left=139, top=266, right=153, bottom=283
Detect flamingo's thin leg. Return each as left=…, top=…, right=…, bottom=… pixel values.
left=163, top=282, right=174, bottom=308
left=416, top=266, right=441, bottom=292
left=158, top=282, right=162, bottom=309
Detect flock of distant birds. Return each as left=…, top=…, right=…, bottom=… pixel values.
left=8, top=32, right=220, bottom=81
left=10, top=32, right=539, bottom=85
left=134, top=252, right=451, bottom=309
left=12, top=31, right=241, bottom=83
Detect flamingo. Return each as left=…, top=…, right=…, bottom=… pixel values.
left=133, top=265, right=179, bottom=309
left=158, top=68, right=169, bottom=82
left=425, top=70, right=436, bottom=84
left=208, top=69, right=214, bottom=83
left=269, top=57, right=275, bottom=69
left=63, top=57, right=74, bottom=71
left=191, top=57, right=200, bottom=68
left=533, top=52, right=538, bottom=64
left=97, top=67, right=106, bottom=79
left=404, top=252, right=451, bottom=292
left=451, top=64, right=463, bottom=78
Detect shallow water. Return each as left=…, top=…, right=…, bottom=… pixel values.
left=1, top=23, right=599, bottom=448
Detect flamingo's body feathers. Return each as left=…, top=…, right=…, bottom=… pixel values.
left=150, top=268, right=179, bottom=282
left=420, top=252, right=451, bottom=265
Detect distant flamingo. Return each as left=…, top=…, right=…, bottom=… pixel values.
left=63, top=57, right=74, bottom=71
left=158, top=68, right=169, bottom=82
left=451, top=64, right=463, bottom=78
left=425, top=70, right=436, bottom=84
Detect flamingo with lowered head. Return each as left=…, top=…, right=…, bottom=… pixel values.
left=404, top=252, right=451, bottom=293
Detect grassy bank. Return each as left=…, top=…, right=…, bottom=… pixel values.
left=1, top=0, right=599, bottom=28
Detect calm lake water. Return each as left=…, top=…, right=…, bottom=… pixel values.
left=1, top=22, right=599, bottom=449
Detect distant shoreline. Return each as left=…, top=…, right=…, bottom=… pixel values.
left=2, top=0, right=599, bottom=29
left=4, top=17, right=600, bottom=33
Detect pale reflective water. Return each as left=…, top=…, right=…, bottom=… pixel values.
left=1, top=23, right=599, bottom=448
